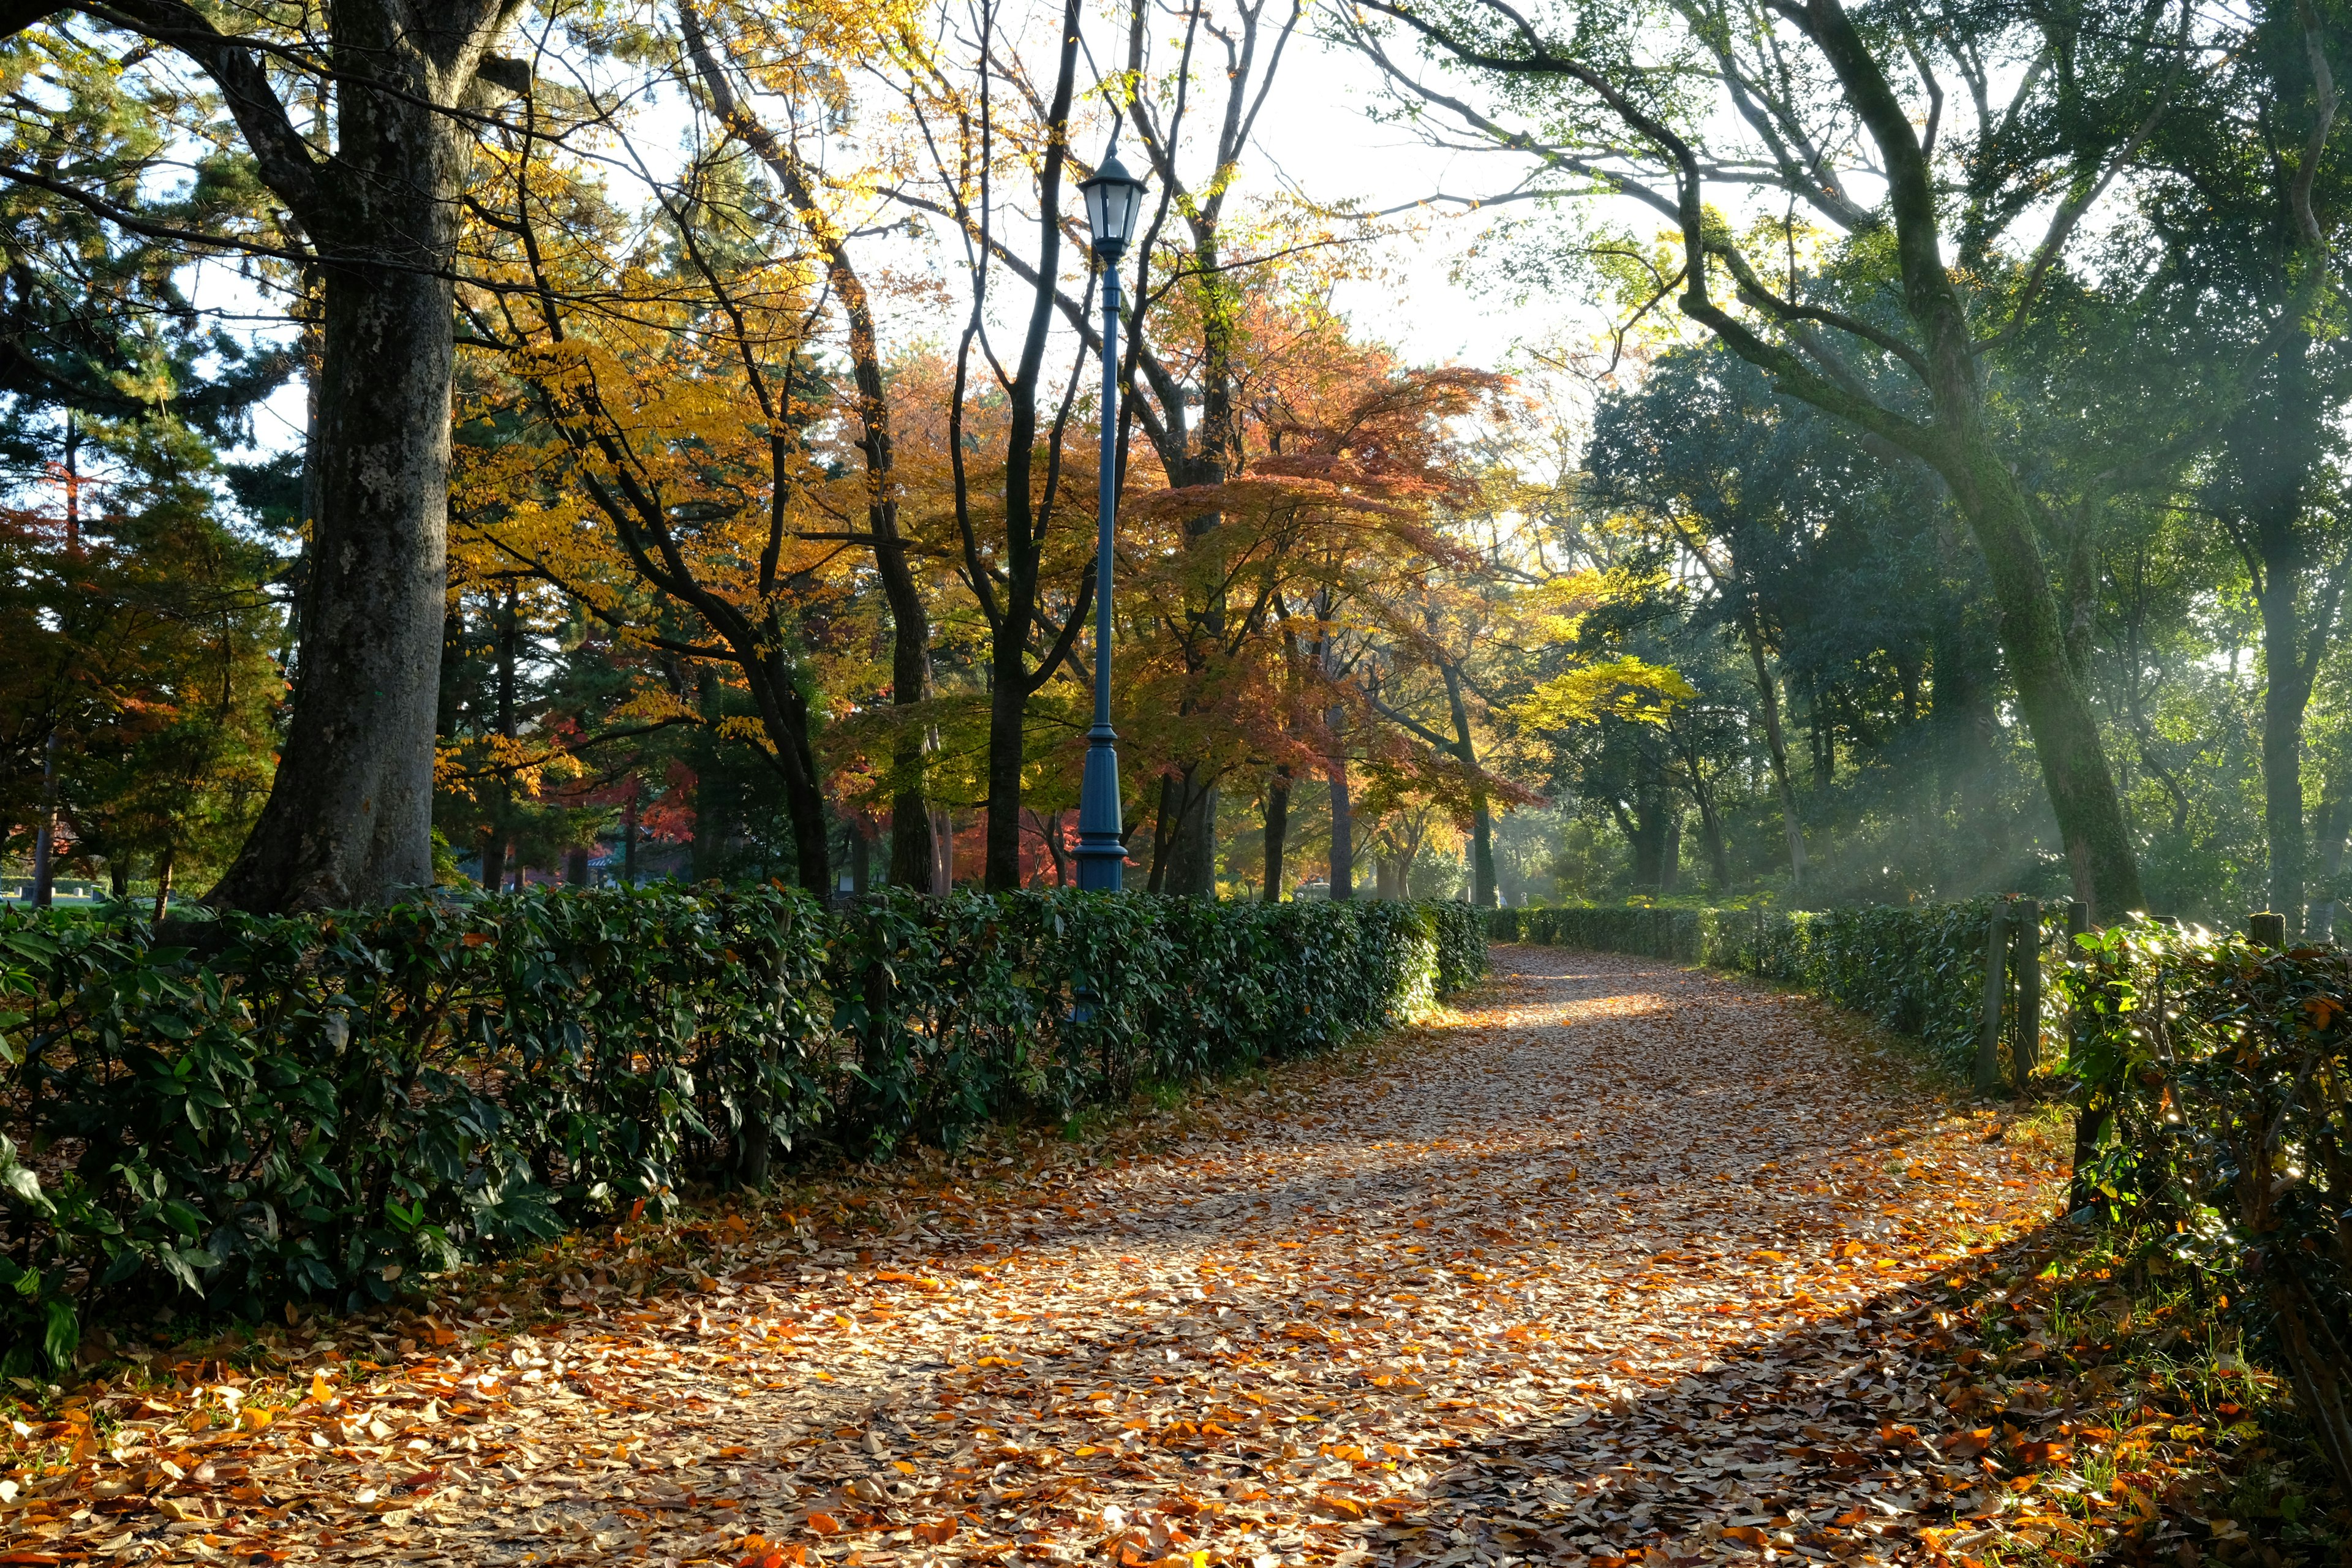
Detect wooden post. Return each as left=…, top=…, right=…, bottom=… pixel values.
left=2248, top=910, right=2287, bottom=949
left=2010, top=897, right=2041, bottom=1087
left=1977, top=904, right=2009, bottom=1096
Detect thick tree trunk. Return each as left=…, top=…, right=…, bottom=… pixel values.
left=1262, top=770, right=1289, bottom=901
left=206, top=4, right=519, bottom=910
left=1147, top=777, right=1175, bottom=893
left=984, top=649, right=1028, bottom=889
left=1163, top=769, right=1219, bottom=895
left=1328, top=755, right=1354, bottom=900
left=210, top=253, right=451, bottom=909
left=1324, top=665, right=1354, bottom=898
left=752, top=648, right=832, bottom=891
left=1630, top=768, right=1669, bottom=892
left=1441, top=662, right=1496, bottom=905
left=1942, top=441, right=2144, bottom=918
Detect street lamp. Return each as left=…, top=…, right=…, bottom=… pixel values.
left=1073, top=148, right=1147, bottom=892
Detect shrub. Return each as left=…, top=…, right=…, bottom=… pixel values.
left=1493, top=900, right=2005, bottom=1071
left=2056, top=921, right=2352, bottom=1493
left=0, top=889, right=1482, bottom=1369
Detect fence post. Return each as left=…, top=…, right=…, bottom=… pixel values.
left=2248, top=910, right=2287, bottom=949
left=1977, top=903, right=2009, bottom=1096
left=2010, top=897, right=2041, bottom=1087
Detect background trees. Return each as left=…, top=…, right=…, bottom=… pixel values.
left=4, top=1, right=2351, bottom=923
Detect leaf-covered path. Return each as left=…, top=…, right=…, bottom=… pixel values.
left=9, top=947, right=2070, bottom=1567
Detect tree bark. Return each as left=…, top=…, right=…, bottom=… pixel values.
left=200, top=0, right=525, bottom=911
left=1161, top=768, right=1219, bottom=895
left=1262, top=769, right=1289, bottom=901
left=620, top=782, right=638, bottom=887
left=1327, top=753, right=1355, bottom=900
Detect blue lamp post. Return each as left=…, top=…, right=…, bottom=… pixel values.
left=1074, top=148, right=1147, bottom=892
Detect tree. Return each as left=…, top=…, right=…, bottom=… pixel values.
left=678, top=0, right=941, bottom=890
left=1344, top=0, right=2235, bottom=916
left=3, top=2, right=534, bottom=910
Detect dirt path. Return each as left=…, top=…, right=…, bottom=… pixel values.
left=6, top=948, right=2068, bottom=1567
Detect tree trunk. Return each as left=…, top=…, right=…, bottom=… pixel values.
left=1163, top=769, right=1219, bottom=896
left=1147, top=777, right=1175, bottom=893
left=151, top=846, right=173, bottom=925
left=983, top=650, right=1029, bottom=890
left=1325, top=669, right=1354, bottom=899
left=1940, top=438, right=2145, bottom=918
left=929, top=806, right=956, bottom=891
left=564, top=846, right=589, bottom=886
left=621, top=783, right=638, bottom=887
left=2222, top=330, right=2336, bottom=929
left=1695, top=790, right=1731, bottom=889
left=1328, top=758, right=1354, bottom=899
left=1471, top=797, right=1496, bottom=907
left=208, top=6, right=517, bottom=911
left=1262, top=769, right=1289, bottom=901
left=1629, top=765, right=1668, bottom=892
left=2310, top=767, right=2352, bottom=937
left=1440, top=662, right=1496, bottom=905
left=1741, top=609, right=1806, bottom=889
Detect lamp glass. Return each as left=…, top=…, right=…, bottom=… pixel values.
left=1081, top=152, right=1145, bottom=252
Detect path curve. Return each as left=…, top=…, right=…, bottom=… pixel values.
left=10, top=947, right=2066, bottom=1567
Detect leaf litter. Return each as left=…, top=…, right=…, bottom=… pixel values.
left=1, top=946, right=2089, bottom=1567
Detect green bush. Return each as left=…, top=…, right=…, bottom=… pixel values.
left=2056, top=920, right=2352, bottom=1493
left=0, top=889, right=1483, bottom=1370
left=1492, top=899, right=2009, bottom=1071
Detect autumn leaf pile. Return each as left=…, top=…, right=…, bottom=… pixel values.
left=6, top=946, right=2316, bottom=1567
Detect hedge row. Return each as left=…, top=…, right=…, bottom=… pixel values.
left=2057, top=922, right=2352, bottom=1492
left=0, top=889, right=1484, bottom=1371
left=1490, top=901, right=2009, bottom=1070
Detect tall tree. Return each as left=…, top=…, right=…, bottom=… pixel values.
left=2, top=3, right=529, bottom=910
left=1344, top=0, right=2213, bottom=915
left=677, top=0, right=941, bottom=891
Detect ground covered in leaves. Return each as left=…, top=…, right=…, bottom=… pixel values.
left=7, top=946, right=2329, bottom=1567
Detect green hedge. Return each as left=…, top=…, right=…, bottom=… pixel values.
left=2057, top=921, right=2352, bottom=1492
left=0, top=889, right=1483, bottom=1370
left=1490, top=900, right=2010, bottom=1069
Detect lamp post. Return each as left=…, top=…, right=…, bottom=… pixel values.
left=1074, top=149, right=1147, bottom=892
